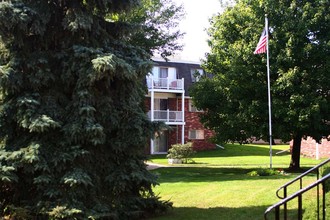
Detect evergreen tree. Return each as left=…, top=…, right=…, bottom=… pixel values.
left=0, top=0, right=181, bottom=219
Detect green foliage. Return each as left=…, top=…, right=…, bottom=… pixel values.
left=117, top=0, right=184, bottom=59
left=190, top=0, right=330, bottom=168
left=321, top=163, right=330, bottom=193
left=3, top=205, right=33, bottom=220
left=167, top=142, right=195, bottom=163
left=48, top=206, right=82, bottom=220
left=247, top=170, right=259, bottom=177
left=0, top=0, right=182, bottom=219
left=247, top=168, right=279, bottom=177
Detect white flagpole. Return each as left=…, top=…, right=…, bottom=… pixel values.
left=265, top=15, right=273, bottom=169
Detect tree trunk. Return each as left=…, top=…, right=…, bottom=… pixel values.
left=271, top=137, right=276, bottom=145
left=289, top=134, right=302, bottom=170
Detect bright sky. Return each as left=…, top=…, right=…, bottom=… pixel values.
left=173, top=0, right=223, bottom=62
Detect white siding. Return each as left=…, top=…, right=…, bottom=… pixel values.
left=168, top=67, right=176, bottom=79
left=152, top=67, right=159, bottom=78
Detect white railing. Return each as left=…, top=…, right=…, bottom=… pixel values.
left=146, top=77, right=184, bottom=90
left=148, top=110, right=183, bottom=122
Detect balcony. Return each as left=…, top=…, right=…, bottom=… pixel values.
left=148, top=110, right=183, bottom=123
left=146, top=77, right=184, bottom=91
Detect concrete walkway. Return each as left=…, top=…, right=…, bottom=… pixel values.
left=145, top=162, right=168, bottom=170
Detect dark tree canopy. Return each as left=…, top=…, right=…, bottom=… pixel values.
left=190, top=0, right=330, bottom=169
left=0, top=0, right=182, bottom=219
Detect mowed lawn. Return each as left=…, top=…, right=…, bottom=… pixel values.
left=147, top=144, right=324, bottom=220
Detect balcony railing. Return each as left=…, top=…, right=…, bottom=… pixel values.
left=148, top=110, right=183, bottom=122
left=146, top=77, right=184, bottom=90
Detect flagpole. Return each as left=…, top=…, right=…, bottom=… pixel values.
left=265, top=15, right=273, bottom=169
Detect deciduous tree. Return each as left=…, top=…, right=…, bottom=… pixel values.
left=190, top=0, right=330, bottom=170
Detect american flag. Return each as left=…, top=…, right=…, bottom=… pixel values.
left=254, top=28, right=267, bottom=54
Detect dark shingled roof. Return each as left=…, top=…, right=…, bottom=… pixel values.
left=152, top=60, right=205, bottom=96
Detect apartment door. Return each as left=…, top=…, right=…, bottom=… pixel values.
left=154, top=130, right=168, bottom=153
left=155, top=98, right=168, bottom=110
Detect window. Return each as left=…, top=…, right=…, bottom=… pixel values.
left=191, top=68, right=203, bottom=82
left=188, top=130, right=204, bottom=140
left=159, top=67, right=168, bottom=78
left=189, top=100, right=203, bottom=112
left=154, top=99, right=168, bottom=110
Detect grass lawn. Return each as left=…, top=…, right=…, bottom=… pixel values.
left=148, top=143, right=320, bottom=168
left=147, top=144, right=324, bottom=220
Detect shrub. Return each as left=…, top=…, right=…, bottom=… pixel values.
left=247, top=170, right=259, bottom=177
left=166, top=142, right=195, bottom=164
left=247, top=168, right=279, bottom=176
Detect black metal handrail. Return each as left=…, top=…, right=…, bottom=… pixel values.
left=276, top=158, right=330, bottom=200
left=274, top=158, right=330, bottom=219
left=264, top=172, right=330, bottom=220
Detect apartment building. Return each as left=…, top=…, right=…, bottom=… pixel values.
left=145, top=58, right=215, bottom=154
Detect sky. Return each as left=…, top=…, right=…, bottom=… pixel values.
left=172, top=0, right=223, bottom=62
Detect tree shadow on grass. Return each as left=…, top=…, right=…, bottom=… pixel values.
left=148, top=206, right=298, bottom=220
left=151, top=167, right=303, bottom=183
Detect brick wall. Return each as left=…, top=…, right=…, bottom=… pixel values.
left=181, top=99, right=215, bottom=151
left=290, top=136, right=330, bottom=159
left=145, top=97, right=215, bottom=152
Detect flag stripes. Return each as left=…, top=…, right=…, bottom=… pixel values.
left=254, top=28, right=267, bottom=54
